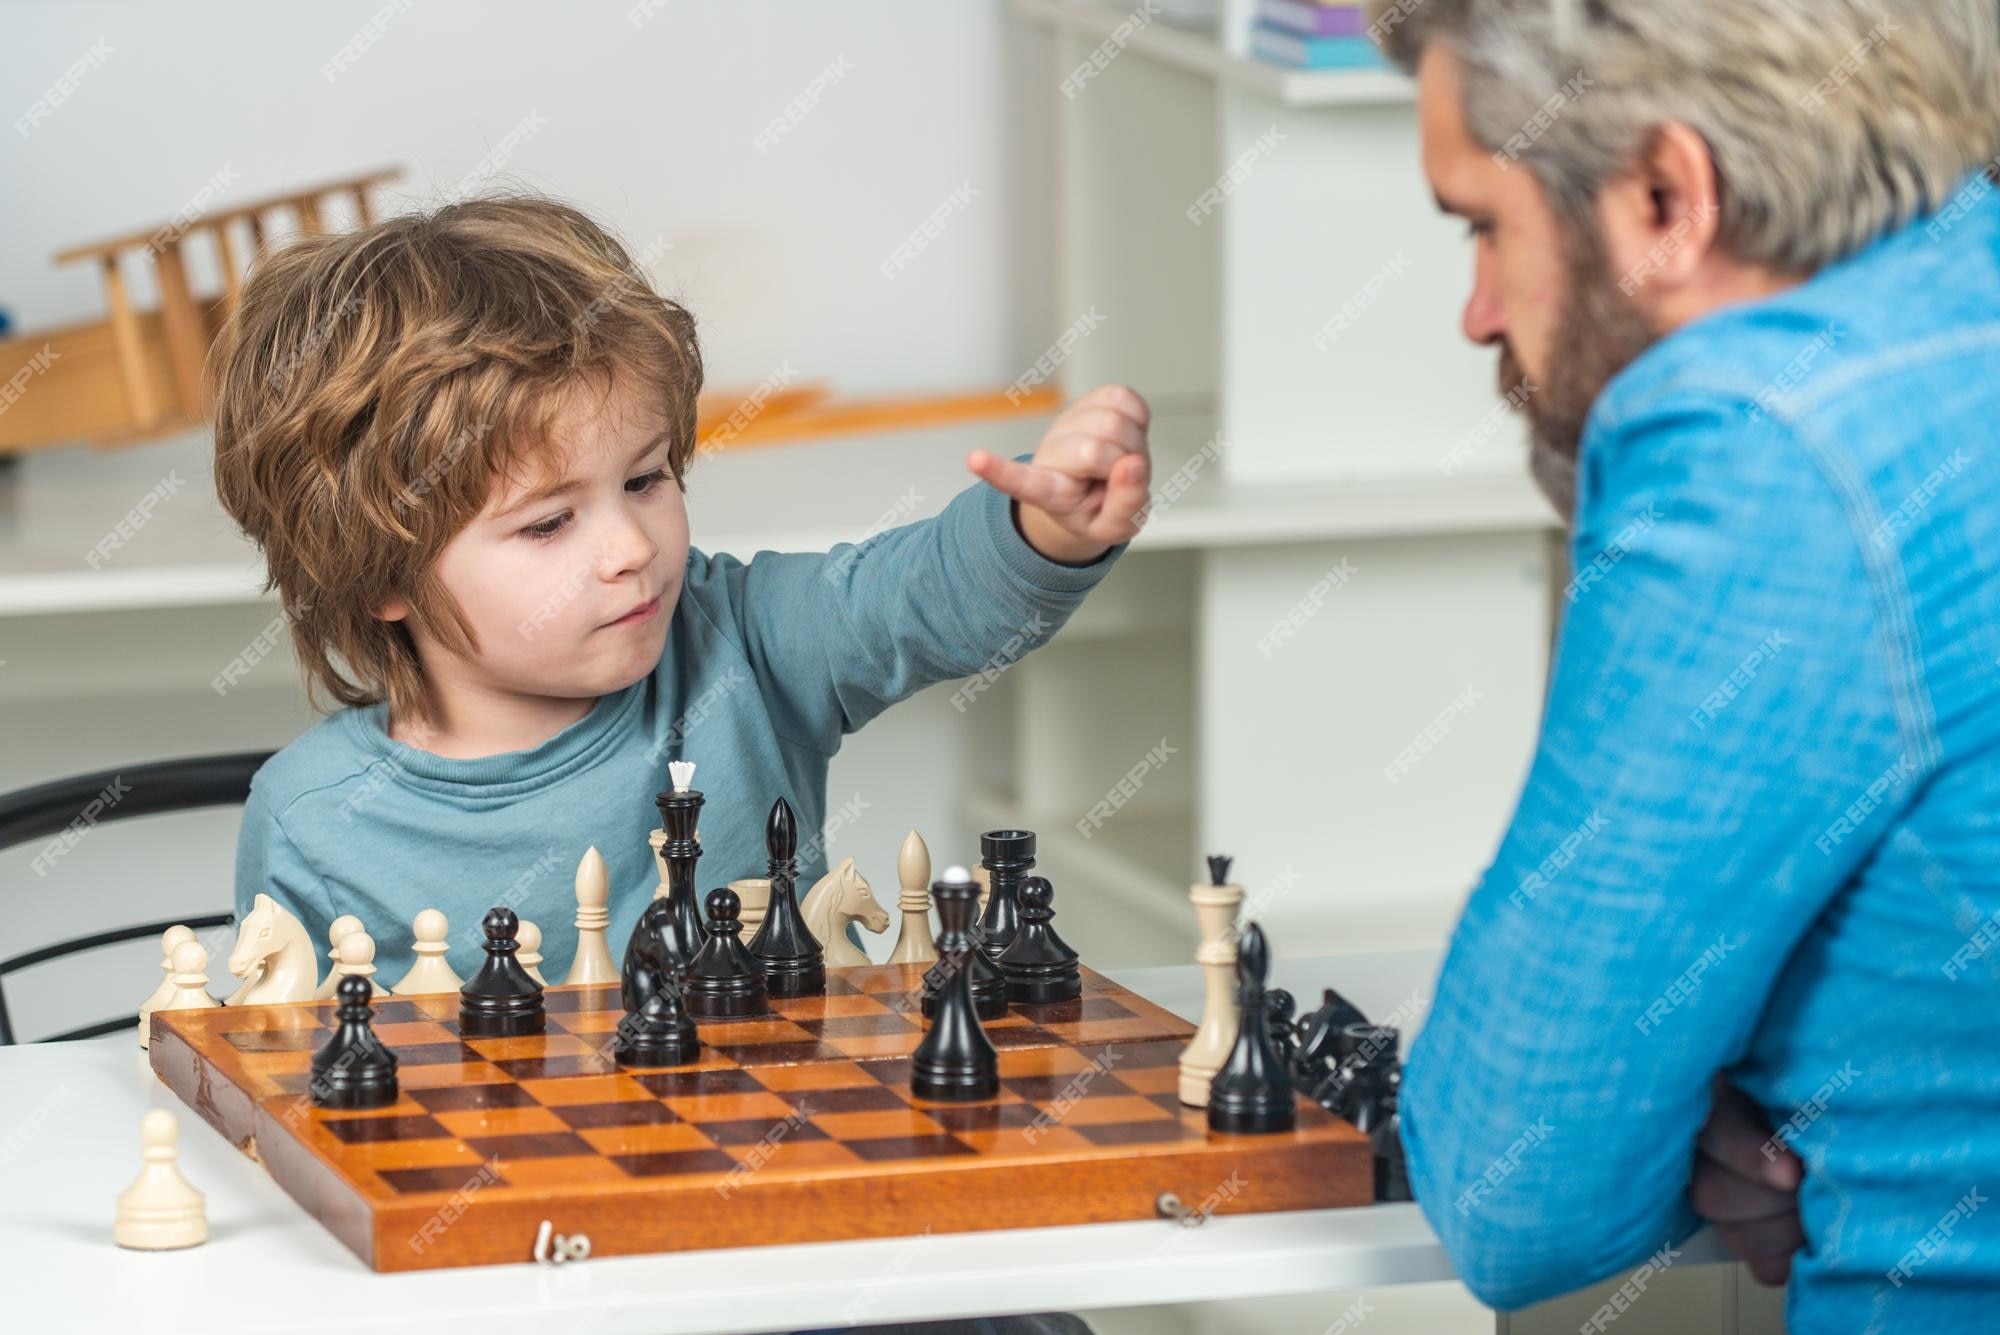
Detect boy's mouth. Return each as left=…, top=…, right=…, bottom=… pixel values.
left=602, top=594, right=662, bottom=628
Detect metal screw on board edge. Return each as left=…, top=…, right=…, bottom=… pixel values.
left=533, top=1218, right=592, bottom=1264
left=1155, top=1192, right=1205, bottom=1227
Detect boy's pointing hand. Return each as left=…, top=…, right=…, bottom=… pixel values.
left=968, top=384, right=1152, bottom=566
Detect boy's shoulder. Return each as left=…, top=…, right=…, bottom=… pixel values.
left=248, top=706, right=384, bottom=824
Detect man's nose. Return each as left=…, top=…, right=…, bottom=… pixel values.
left=1461, top=259, right=1505, bottom=346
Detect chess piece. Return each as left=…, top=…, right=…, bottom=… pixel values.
left=314, top=915, right=365, bottom=999
left=922, top=869, right=1010, bottom=1022
left=1371, top=1063, right=1413, bottom=1202
left=729, top=877, right=773, bottom=941
left=115, top=1110, right=206, bottom=1250
left=801, top=858, right=889, bottom=968
left=331, top=929, right=390, bottom=997
left=223, top=893, right=319, bottom=1006
left=684, top=888, right=770, bottom=1019
left=1335, top=1024, right=1400, bottom=1132
left=393, top=908, right=465, bottom=995
left=156, top=941, right=220, bottom=1019
left=623, top=762, right=709, bottom=993
left=1207, top=921, right=1295, bottom=1135
left=996, top=876, right=1082, bottom=1004
left=1179, top=854, right=1246, bottom=1107
left=565, top=846, right=619, bottom=986
left=614, top=970, right=701, bottom=1068
left=137, top=925, right=195, bottom=1049
left=971, top=864, right=992, bottom=917
left=887, top=829, right=939, bottom=965
left=975, top=829, right=1034, bottom=963
left=517, top=919, right=549, bottom=986
left=1293, top=986, right=1370, bottom=1079
left=311, top=974, right=400, bottom=1109
left=1266, top=988, right=1299, bottom=1066
left=910, top=872, right=999, bottom=1102
left=745, top=796, right=825, bottom=997
left=459, top=907, right=546, bottom=1037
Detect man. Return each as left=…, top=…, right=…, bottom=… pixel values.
left=1361, top=0, right=2000, bottom=1327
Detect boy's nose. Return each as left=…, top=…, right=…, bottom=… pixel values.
left=596, top=517, right=659, bottom=579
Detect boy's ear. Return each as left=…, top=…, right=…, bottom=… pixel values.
left=375, top=595, right=411, bottom=622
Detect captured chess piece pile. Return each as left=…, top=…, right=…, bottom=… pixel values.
left=1172, top=854, right=1413, bottom=1200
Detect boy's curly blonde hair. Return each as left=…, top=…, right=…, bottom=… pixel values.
left=209, top=194, right=703, bottom=729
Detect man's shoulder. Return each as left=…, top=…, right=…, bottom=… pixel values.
left=1599, top=192, right=2000, bottom=436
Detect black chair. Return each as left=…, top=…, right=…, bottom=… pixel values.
left=0, top=751, right=273, bottom=1044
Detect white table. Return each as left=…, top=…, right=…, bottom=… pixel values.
left=5, top=952, right=1489, bottom=1335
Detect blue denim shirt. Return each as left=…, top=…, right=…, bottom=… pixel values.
left=1402, top=170, right=2000, bottom=1333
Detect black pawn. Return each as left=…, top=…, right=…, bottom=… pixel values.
left=311, top=974, right=399, bottom=1109
left=459, top=907, right=546, bottom=1037
left=923, top=875, right=1009, bottom=1022
left=911, top=873, right=999, bottom=1102
left=685, top=887, right=770, bottom=1019
left=745, top=797, right=825, bottom=997
left=975, top=829, right=1034, bottom=962
left=1207, top=922, right=1296, bottom=1135
left=615, top=972, right=702, bottom=1068
left=996, top=875, right=1081, bottom=1004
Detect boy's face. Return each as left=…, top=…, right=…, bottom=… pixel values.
left=383, top=373, right=689, bottom=716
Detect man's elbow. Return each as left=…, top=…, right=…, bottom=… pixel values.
left=1407, top=1115, right=1696, bottom=1311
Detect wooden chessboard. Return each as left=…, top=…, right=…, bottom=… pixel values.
left=148, top=963, right=1371, bottom=1272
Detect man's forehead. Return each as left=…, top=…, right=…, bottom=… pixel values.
left=1415, top=44, right=1482, bottom=208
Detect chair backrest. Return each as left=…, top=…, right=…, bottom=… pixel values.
left=0, top=750, right=273, bottom=1044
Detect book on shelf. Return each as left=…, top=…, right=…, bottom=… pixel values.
left=1249, top=22, right=1391, bottom=70
left=1256, top=0, right=1369, bottom=38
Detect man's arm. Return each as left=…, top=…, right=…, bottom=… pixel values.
left=1400, top=392, right=1930, bottom=1307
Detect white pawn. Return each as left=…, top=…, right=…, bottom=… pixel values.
left=116, top=1109, right=206, bottom=1250
left=138, top=925, right=196, bottom=1049
left=156, top=941, right=220, bottom=1016
left=331, top=930, right=390, bottom=997
left=517, top=919, right=549, bottom=986
left=888, top=830, right=939, bottom=965
left=391, top=909, right=463, bottom=995
left=564, top=846, right=619, bottom=986
left=313, top=915, right=365, bottom=999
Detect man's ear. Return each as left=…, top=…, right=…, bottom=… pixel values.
left=375, top=595, right=411, bottom=622
left=1595, top=121, right=1723, bottom=297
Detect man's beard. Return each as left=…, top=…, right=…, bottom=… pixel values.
left=1501, top=225, right=1659, bottom=524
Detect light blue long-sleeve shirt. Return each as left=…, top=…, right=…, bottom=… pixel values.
left=234, top=476, right=1118, bottom=986
left=1403, top=170, right=2000, bottom=1333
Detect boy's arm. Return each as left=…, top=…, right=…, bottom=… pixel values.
left=702, top=387, right=1152, bottom=752
left=1398, top=394, right=1923, bottom=1308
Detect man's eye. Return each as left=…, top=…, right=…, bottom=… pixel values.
left=626, top=467, right=671, bottom=495
left=522, top=512, right=570, bottom=540
left=1466, top=221, right=1494, bottom=240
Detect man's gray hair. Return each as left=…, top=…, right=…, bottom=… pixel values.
left=1368, top=0, right=2000, bottom=272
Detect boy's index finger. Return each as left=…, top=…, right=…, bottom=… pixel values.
left=967, top=450, right=1074, bottom=512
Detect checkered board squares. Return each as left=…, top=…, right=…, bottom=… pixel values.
left=150, top=963, right=1372, bottom=1272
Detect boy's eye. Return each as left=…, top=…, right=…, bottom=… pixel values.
left=521, top=512, right=570, bottom=540
left=626, top=467, right=671, bottom=495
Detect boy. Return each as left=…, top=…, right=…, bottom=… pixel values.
left=211, top=194, right=1151, bottom=986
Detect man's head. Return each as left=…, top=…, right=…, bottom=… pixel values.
left=211, top=195, right=704, bottom=729
left=1369, top=0, right=2000, bottom=515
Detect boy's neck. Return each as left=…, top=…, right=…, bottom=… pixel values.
left=389, top=681, right=598, bottom=760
